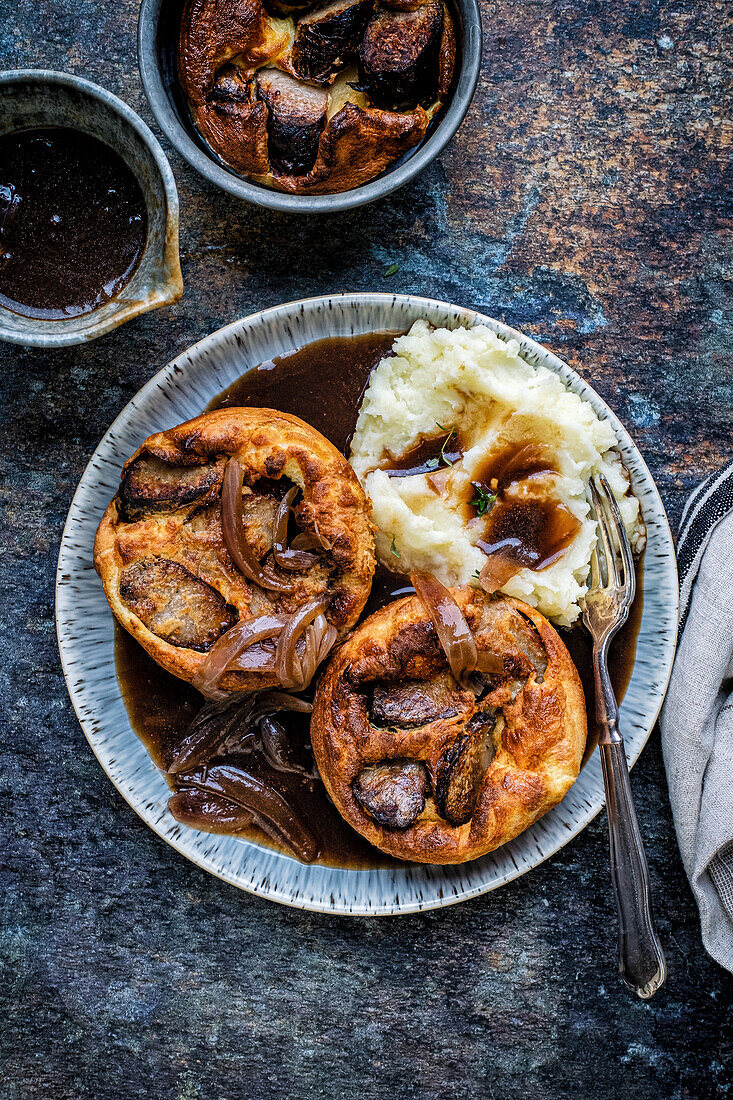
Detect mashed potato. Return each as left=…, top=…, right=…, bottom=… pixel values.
left=350, top=321, right=645, bottom=627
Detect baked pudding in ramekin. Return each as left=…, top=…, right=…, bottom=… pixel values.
left=178, top=0, right=457, bottom=193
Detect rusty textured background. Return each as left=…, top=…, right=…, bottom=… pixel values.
left=1, top=1, right=732, bottom=1097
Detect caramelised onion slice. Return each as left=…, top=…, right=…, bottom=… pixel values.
left=192, top=613, right=290, bottom=699
left=300, top=612, right=338, bottom=691
left=478, top=553, right=523, bottom=595
left=255, top=691, right=313, bottom=714
left=301, top=622, right=318, bottom=683
left=272, top=486, right=321, bottom=571
left=320, top=626, right=338, bottom=661
left=221, top=458, right=295, bottom=594
left=275, top=597, right=328, bottom=690
left=291, top=532, right=322, bottom=552
left=312, top=611, right=327, bottom=657
left=176, top=763, right=319, bottom=862
left=259, top=714, right=314, bottom=776
left=168, top=689, right=312, bottom=775
left=411, top=571, right=478, bottom=685
left=169, top=788, right=255, bottom=834
left=426, top=467, right=453, bottom=498
left=168, top=693, right=255, bottom=773
left=473, top=647, right=506, bottom=676
left=312, top=521, right=332, bottom=551
left=313, top=613, right=337, bottom=665
left=227, top=641, right=278, bottom=674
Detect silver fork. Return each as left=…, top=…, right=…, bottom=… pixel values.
left=583, top=474, right=667, bottom=999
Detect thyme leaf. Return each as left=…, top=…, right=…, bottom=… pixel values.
left=470, top=483, right=497, bottom=516
left=439, top=427, right=456, bottom=467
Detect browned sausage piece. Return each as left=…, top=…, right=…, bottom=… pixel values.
left=508, top=611, right=548, bottom=681
left=352, top=760, right=429, bottom=827
left=371, top=673, right=466, bottom=728
left=435, top=709, right=496, bottom=826
left=257, top=69, right=329, bottom=175
left=357, top=0, right=443, bottom=109
left=473, top=599, right=549, bottom=683
left=211, top=64, right=256, bottom=102
left=291, top=0, right=373, bottom=83
left=240, top=486, right=280, bottom=560
left=120, top=454, right=222, bottom=519
left=119, top=558, right=237, bottom=651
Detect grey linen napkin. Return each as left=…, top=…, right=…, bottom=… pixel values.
left=661, top=460, right=733, bottom=974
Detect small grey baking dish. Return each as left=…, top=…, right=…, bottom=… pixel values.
left=138, top=0, right=482, bottom=213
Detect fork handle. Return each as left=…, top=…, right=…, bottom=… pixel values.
left=599, top=736, right=667, bottom=998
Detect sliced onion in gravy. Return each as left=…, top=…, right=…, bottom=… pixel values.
left=410, top=571, right=478, bottom=685
left=290, top=532, right=323, bottom=553
left=478, top=553, right=524, bottom=595
left=175, top=763, right=319, bottom=862
left=221, top=457, right=295, bottom=593
left=192, top=613, right=290, bottom=699
left=167, top=689, right=312, bottom=774
left=272, top=486, right=321, bottom=571
left=275, top=597, right=329, bottom=691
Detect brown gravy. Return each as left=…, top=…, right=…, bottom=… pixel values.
left=0, top=128, right=147, bottom=320
left=208, top=331, right=401, bottom=452
left=466, top=441, right=582, bottom=574
left=469, top=442, right=558, bottom=497
left=477, top=498, right=582, bottom=572
left=383, top=430, right=462, bottom=477
left=115, top=332, right=643, bottom=867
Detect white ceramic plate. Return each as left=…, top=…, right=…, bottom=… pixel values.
left=56, top=294, right=679, bottom=914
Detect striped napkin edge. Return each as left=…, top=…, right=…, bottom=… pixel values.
left=677, top=459, right=733, bottom=631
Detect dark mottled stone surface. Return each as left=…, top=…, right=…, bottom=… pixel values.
left=1, top=0, right=731, bottom=1096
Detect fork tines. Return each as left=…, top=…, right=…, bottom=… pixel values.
left=588, top=474, right=636, bottom=605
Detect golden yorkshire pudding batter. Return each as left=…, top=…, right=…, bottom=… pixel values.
left=178, top=0, right=456, bottom=193
left=311, top=585, right=586, bottom=863
left=94, top=407, right=375, bottom=694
